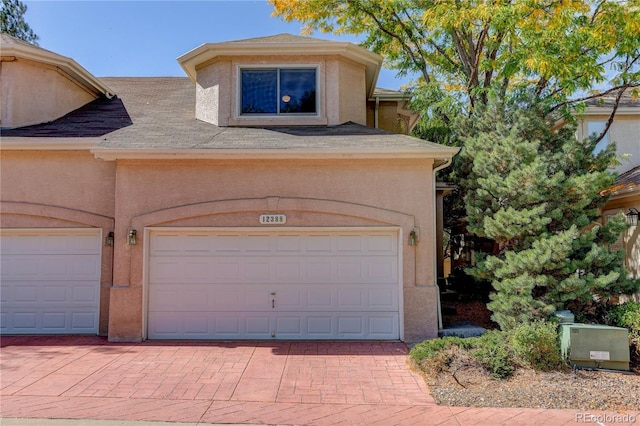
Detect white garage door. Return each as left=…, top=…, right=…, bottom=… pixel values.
left=147, top=228, right=400, bottom=340
left=0, top=229, right=101, bottom=335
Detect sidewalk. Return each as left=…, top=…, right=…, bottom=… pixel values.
left=1, top=336, right=638, bottom=425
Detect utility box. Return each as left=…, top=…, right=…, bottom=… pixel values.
left=559, top=324, right=630, bottom=371
left=555, top=310, right=575, bottom=324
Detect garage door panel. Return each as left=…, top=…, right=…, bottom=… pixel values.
left=71, top=284, right=99, bottom=303
left=151, top=257, right=397, bottom=285
left=2, top=255, right=100, bottom=281
left=149, top=283, right=273, bottom=312
left=3, top=309, right=98, bottom=333
left=148, top=312, right=273, bottom=339
left=1, top=232, right=100, bottom=254
left=42, top=286, right=68, bottom=302
left=149, top=231, right=398, bottom=256
left=369, top=315, right=399, bottom=337
left=147, top=229, right=400, bottom=340
left=274, top=313, right=399, bottom=340
left=306, top=235, right=333, bottom=252
left=69, top=312, right=98, bottom=329
left=11, top=312, right=38, bottom=330
left=150, top=283, right=398, bottom=313
left=42, top=312, right=66, bottom=329
left=4, top=281, right=99, bottom=306
left=0, top=230, right=101, bottom=335
left=246, top=262, right=270, bottom=281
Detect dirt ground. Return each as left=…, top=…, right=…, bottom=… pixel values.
left=431, top=299, right=640, bottom=411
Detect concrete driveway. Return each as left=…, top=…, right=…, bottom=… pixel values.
left=1, top=336, right=630, bottom=425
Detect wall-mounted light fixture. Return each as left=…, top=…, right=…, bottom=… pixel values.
left=105, top=231, right=114, bottom=247
left=127, top=229, right=138, bottom=245
left=408, top=227, right=420, bottom=246
left=627, top=208, right=639, bottom=226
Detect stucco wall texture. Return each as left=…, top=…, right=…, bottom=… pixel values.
left=197, top=55, right=367, bottom=127
left=106, top=158, right=438, bottom=342
left=0, top=59, right=96, bottom=129
left=1, top=153, right=440, bottom=342
left=578, top=114, right=640, bottom=175
left=1, top=34, right=447, bottom=343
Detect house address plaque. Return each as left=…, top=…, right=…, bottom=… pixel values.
left=259, top=214, right=287, bottom=224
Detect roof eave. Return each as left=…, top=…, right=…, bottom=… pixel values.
left=1, top=44, right=115, bottom=99
left=0, top=138, right=103, bottom=150
left=583, top=106, right=640, bottom=116
left=91, top=146, right=459, bottom=162
left=604, top=184, right=640, bottom=200
left=177, top=41, right=382, bottom=97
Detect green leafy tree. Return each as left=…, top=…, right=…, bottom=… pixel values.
left=1, top=0, right=38, bottom=45
left=271, top=0, right=640, bottom=129
left=457, top=97, right=639, bottom=329
left=272, top=0, right=640, bottom=326
left=272, top=0, right=640, bottom=285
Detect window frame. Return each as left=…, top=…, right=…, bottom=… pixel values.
left=237, top=65, right=319, bottom=117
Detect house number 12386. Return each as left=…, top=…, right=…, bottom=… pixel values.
left=259, top=214, right=287, bottom=224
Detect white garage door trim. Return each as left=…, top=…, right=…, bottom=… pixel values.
left=0, top=228, right=102, bottom=335
left=143, top=227, right=403, bottom=340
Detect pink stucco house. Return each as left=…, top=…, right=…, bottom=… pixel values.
left=0, top=33, right=458, bottom=342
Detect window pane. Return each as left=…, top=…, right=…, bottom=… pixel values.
left=279, top=69, right=316, bottom=113
left=241, top=70, right=277, bottom=114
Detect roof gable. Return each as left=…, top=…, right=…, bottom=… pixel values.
left=177, top=33, right=382, bottom=98
left=1, top=33, right=114, bottom=99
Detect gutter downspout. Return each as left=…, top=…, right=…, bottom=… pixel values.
left=374, top=96, right=380, bottom=128
left=433, top=158, right=453, bottom=331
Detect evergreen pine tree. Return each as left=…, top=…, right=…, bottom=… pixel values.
left=1, top=0, right=38, bottom=45
left=458, top=98, right=639, bottom=330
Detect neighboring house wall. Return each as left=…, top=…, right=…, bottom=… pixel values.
left=603, top=199, right=640, bottom=290
left=0, top=59, right=96, bottom=128
left=0, top=150, right=116, bottom=333
left=367, top=100, right=409, bottom=134
left=581, top=95, right=640, bottom=300
left=106, top=157, right=439, bottom=342
left=577, top=110, right=640, bottom=175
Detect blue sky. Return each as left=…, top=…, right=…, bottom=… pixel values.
left=23, top=0, right=412, bottom=90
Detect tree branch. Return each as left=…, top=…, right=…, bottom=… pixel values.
left=548, top=83, right=639, bottom=114
left=593, top=88, right=626, bottom=146
left=354, top=1, right=432, bottom=83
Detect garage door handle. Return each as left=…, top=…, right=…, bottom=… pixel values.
left=271, top=292, right=276, bottom=309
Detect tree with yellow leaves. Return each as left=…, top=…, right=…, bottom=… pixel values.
left=271, top=0, right=639, bottom=128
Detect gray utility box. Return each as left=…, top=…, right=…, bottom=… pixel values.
left=559, top=323, right=630, bottom=371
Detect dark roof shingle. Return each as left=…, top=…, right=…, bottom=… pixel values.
left=3, top=76, right=454, bottom=155
left=0, top=96, right=132, bottom=137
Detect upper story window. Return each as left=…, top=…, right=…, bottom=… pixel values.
left=240, top=67, right=317, bottom=115
left=587, top=121, right=610, bottom=154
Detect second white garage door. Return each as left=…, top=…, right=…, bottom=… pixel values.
left=147, top=228, right=401, bottom=340
left=0, top=229, right=101, bottom=335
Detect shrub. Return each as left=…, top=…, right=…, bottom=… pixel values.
left=411, top=323, right=566, bottom=380
left=410, top=336, right=470, bottom=374
left=509, top=320, right=563, bottom=370
left=470, top=331, right=516, bottom=379
left=609, top=301, right=640, bottom=348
